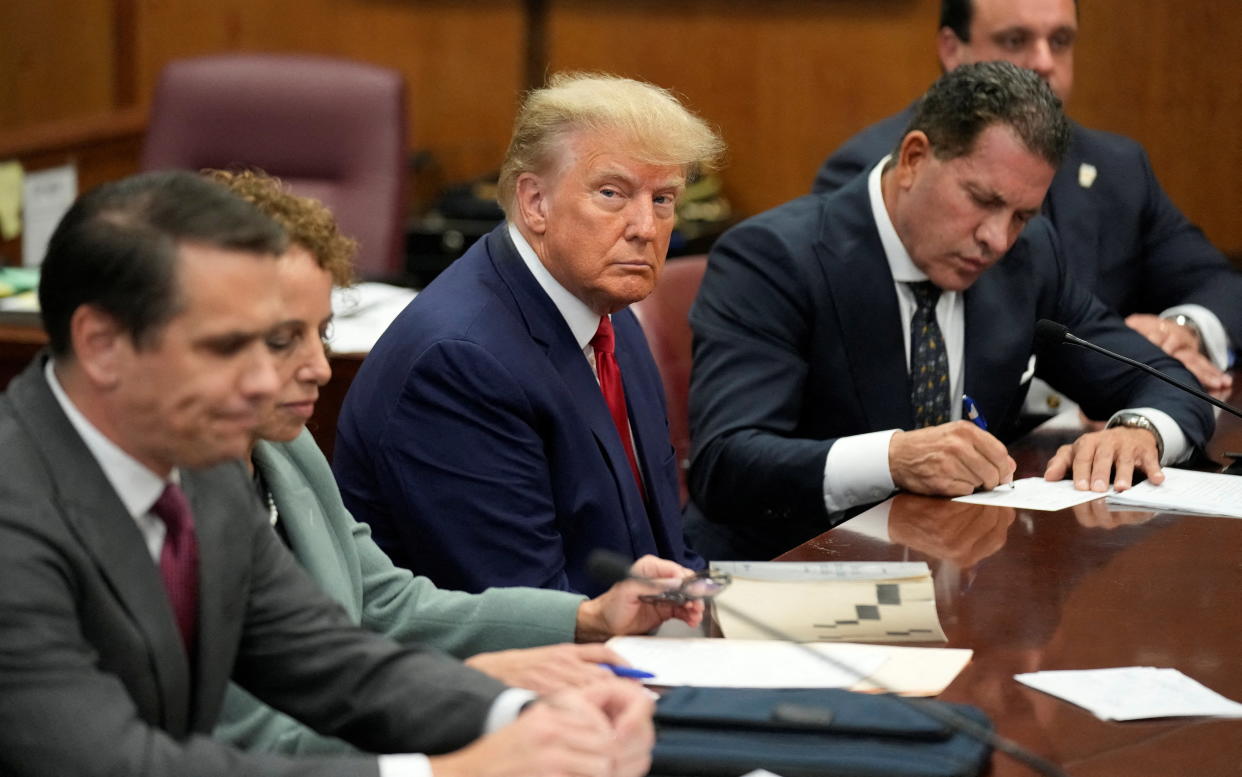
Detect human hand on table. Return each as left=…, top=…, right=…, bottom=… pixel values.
left=1044, top=426, right=1162, bottom=492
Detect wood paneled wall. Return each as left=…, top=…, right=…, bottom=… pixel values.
left=2, top=0, right=1240, bottom=255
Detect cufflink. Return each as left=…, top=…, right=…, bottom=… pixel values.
left=1078, top=163, right=1098, bottom=189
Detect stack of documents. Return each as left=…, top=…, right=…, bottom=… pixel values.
left=1105, top=467, right=1242, bottom=519
left=1015, top=667, right=1242, bottom=720
left=710, top=561, right=947, bottom=643
left=607, top=636, right=973, bottom=696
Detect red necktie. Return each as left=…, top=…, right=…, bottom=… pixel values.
left=591, top=317, right=645, bottom=498
left=151, top=483, right=199, bottom=653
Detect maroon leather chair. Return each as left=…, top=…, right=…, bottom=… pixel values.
left=631, top=255, right=708, bottom=507
left=142, top=53, right=407, bottom=279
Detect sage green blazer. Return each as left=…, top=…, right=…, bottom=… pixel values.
left=215, top=428, right=583, bottom=754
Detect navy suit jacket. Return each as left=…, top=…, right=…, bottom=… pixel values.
left=334, top=225, right=701, bottom=596
left=687, top=174, right=1214, bottom=560
left=813, top=108, right=1242, bottom=350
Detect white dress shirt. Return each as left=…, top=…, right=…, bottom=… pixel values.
left=819, top=160, right=1189, bottom=515
left=45, top=360, right=531, bottom=776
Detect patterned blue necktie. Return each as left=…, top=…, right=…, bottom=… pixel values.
left=908, top=281, right=951, bottom=428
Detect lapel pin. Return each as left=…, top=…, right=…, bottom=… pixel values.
left=1078, top=163, right=1098, bottom=189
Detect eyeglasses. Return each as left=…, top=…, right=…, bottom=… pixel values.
left=638, top=567, right=732, bottom=605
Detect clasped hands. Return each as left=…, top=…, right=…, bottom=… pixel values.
left=889, top=420, right=1163, bottom=496
left=430, top=678, right=655, bottom=777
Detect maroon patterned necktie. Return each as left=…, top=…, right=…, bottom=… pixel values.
left=590, top=317, right=646, bottom=498
left=151, top=483, right=199, bottom=653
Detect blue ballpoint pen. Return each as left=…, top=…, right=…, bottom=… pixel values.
left=962, top=394, right=1015, bottom=488
left=598, top=663, right=655, bottom=679
left=962, top=394, right=988, bottom=430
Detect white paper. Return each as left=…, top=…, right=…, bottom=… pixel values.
left=1106, top=467, right=1242, bottom=519
left=608, top=637, right=972, bottom=696
left=329, top=282, right=416, bottom=354
left=1015, top=667, right=1242, bottom=721
left=606, top=637, right=886, bottom=688
left=21, top=164, right=77, bottom=268
left=952, top=477, right=1110, bottom=510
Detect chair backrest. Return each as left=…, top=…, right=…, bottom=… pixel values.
left=631, top=255, right=708, bottom=506
left=142, top=53, right=407, bottom=279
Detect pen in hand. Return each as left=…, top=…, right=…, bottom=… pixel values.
left=963, top=394, right=1015, bottom=489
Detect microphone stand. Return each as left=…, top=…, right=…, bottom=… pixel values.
left=1044, top=323, right=1242, bottom=475
left=1057, top=330, right=1242, bottom=422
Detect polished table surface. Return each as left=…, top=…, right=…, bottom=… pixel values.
left=774, top=394, right=1242, bottom=775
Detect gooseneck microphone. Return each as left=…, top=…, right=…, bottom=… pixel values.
left=589, top=550, right=1069, bottom=777
left=1033, top=319, right=1242, bottom=421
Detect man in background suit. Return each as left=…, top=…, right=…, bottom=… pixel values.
left=0, top=171, right=653, bottom=777
left=687, top=63, right=1213, bottom=561
left=812, top=0, right=1241, bottom=398
left=335, top=73, right=723, bottom=595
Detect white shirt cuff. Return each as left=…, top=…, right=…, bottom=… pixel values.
left=485, top=688, right=538, bottom=734
left=1109, top=407, right=1190, bottom=464
left=822, top=430, right=898, bottom=513
left=379, top=754, right=432, bottom=777
left=378, top=688, right=536, bottom=777
left=1161, top=304, right=1232, bottom=370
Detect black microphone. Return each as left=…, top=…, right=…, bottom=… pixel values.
left=590, top=549, right=1069, bottom=777
left=1034, top=318, right=1242, bottom=421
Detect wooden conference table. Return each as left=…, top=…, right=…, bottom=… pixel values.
left=773, top=389, right=1242, bottom=776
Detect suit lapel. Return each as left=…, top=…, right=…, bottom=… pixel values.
left=8, top=357, right=193, bottom=734
left=488, top=227, right=651, bottom=551
left=183, top=464, right=254, bottom=731
left=817, top=181, right=915, bottom=432
left=254, top=443, right=361, bottom=619
left=963, top=254, right=1041, bottom=436
left=614, top=311, right=679, bottom=541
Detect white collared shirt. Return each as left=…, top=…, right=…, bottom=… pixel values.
left=820, top=159, right=1187, bottom=515
left=45, top=359, right=172, bottom=562
left=509, top=222, right=602, bottom=363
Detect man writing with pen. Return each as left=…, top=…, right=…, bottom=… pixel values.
left=682, top=63, right=1214, bottom=561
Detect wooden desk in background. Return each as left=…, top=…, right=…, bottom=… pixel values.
left=777, top=385, right=1242, bottom=776
left=0, top=311, right=364, bottom=463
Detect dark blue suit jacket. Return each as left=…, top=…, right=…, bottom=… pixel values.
left=812, top=108, right=1242, bottom=352
left=687, top=173, right=1214, bottom=560
left=334, top=225, right=701, bottom=595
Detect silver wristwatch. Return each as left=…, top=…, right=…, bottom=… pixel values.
left=1165, top=314, right=1206, bottom=355
left=1106, top=412, right=1164, bottom=461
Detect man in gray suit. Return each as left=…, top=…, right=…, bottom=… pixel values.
left=0, top=171, right=652, bottom=777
